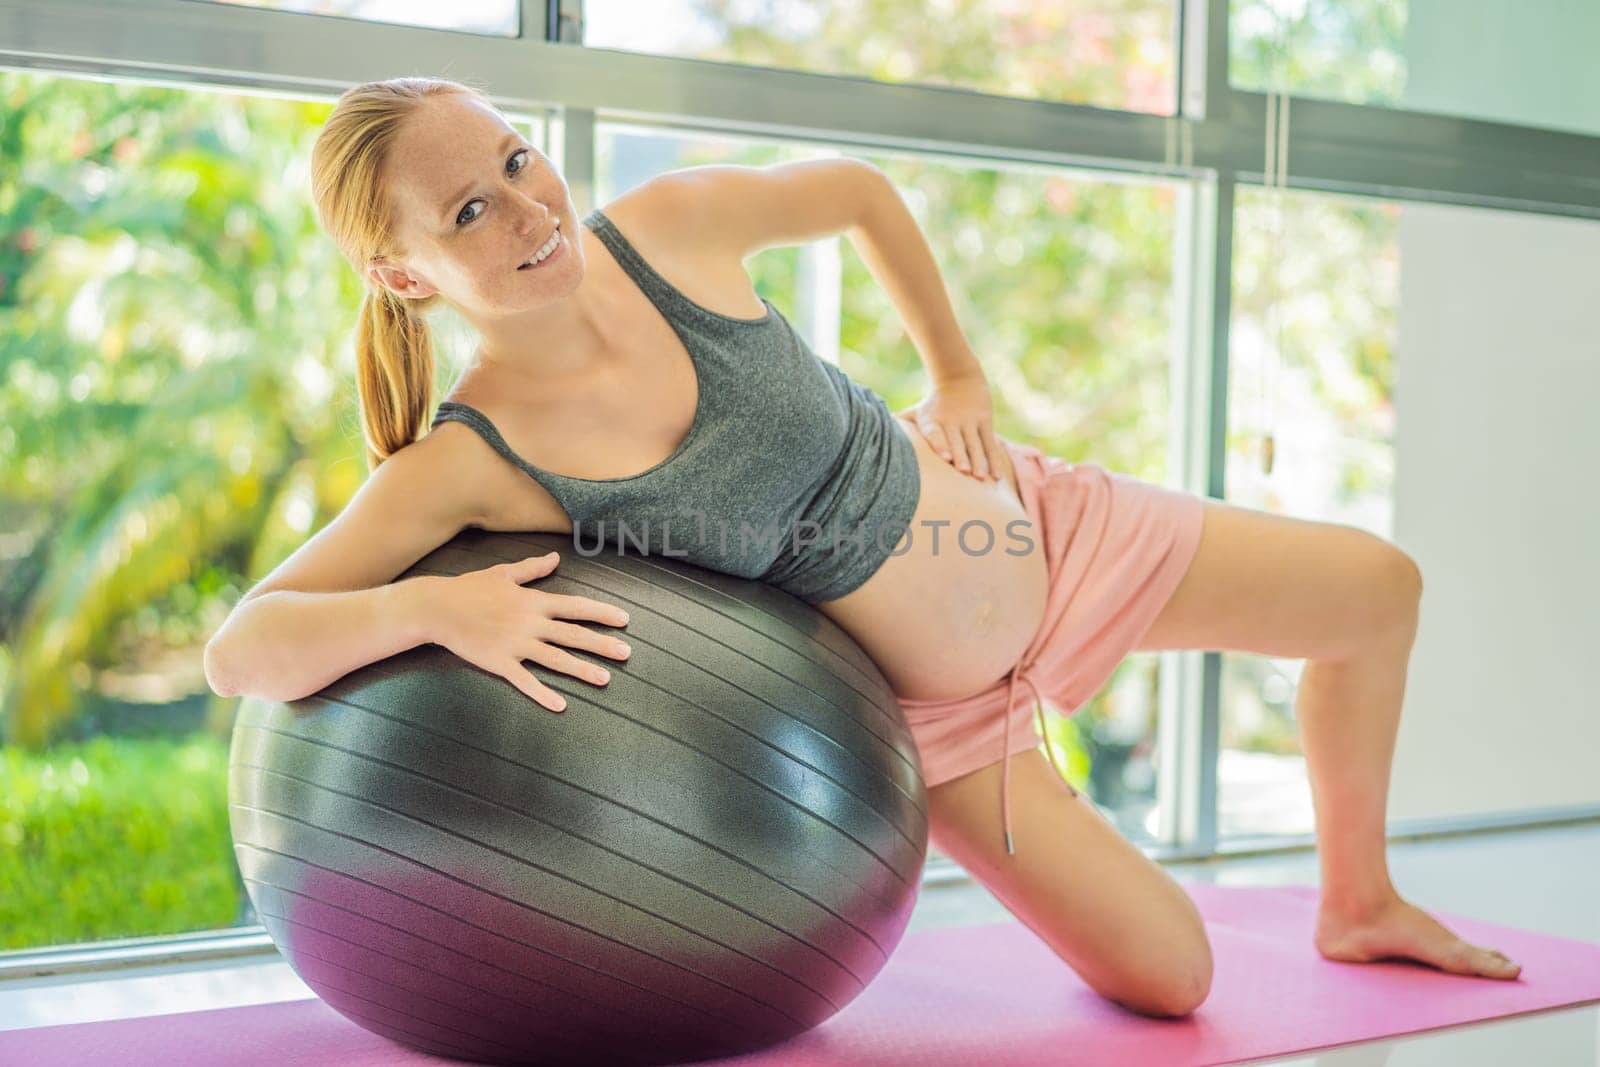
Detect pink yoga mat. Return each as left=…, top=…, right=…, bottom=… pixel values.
left=6, top=883, right=1598, bottom=1066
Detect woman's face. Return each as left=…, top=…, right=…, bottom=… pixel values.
left=371, top=94, right=582, bottom=320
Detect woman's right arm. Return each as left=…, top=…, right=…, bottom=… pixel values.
left=203, top=577, right=438, bottom=704
left=203, top=427, right=628, bottom=711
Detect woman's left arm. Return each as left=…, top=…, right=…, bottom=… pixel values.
left=849, top=174, right=1002, bottom=482
left=663, top=160, right=1001, bottom=480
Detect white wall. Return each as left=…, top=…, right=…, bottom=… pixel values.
left=1390, top=201, right=1600, bottom=819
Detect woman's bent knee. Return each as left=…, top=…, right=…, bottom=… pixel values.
left=1112, top=953, right=1213, bottom=1018
left=1162, top=956, right=1214, bottom=1016
left=1371, top=544, right=1423, bottom=639
left=1090, top=913, right=1213, bottom=1018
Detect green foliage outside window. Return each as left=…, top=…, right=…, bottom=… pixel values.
left=0, top=736, right=238, bottom=950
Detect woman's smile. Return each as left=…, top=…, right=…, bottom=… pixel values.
left=517, top=228, right=566, bottom=271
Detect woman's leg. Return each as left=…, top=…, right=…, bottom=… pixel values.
left=1133, top=498, right=1521, bottom=979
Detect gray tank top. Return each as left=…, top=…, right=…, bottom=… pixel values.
left=430, top=208, right=921, bottom=604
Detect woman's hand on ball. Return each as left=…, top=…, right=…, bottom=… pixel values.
left=438, top=551, right=631, bottom=713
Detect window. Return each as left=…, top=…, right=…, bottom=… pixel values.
left=1231, top=0, right=1600, bottom=138
left=1220, top=185, right=1398, bottom=837
left=586, top=0, right=1179, bottom=114
left=1219, top=184, right=1600, bottom=836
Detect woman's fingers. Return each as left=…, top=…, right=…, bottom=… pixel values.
left=524, top=640, right=613, bottom=688
left=944, top=423, right=972, bottom=474
left=546, top=620, right=632, bottom=661
left=910, top=412, right=1002, bottom=480
left=980, top=425, right=1005, bottom=481
left=545, top=593, right=630, bottom=627
left=509, top=551, right=561, bottom=583
left=961, top=423, right=991, bottom=480
left=503, top=662, right=567, bottom=713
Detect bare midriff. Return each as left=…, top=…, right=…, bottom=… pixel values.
left=814, top=417, right=1047, bottom=704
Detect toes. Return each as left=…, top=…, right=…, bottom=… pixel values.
left=1483, top=949, right=1522, bottom=979
left=1427, top=939, right=1495, bottom=977
left=1459, top=944, right=1521, bottom=978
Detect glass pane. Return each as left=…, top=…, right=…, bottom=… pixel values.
left=1220, top=185, right=1398, bottom=839
left=0, top=69, right=538, bottom=952
left=204, top=0, right=521, bottom=36
left=1231, top=0, right=1600, bottom=138
left=1221, top=187, right=1600, bottom=837
left=598, top=123, right=1182, bottom=849
left=587, top=1, right=1178, bottom=115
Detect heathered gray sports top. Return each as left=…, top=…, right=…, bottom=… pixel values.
left=430, top=208, right=921, bottom=604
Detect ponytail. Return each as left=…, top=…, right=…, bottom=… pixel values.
left=308, top=76, right=493, bottom=472
left=355, top=284, right=435, bottom=473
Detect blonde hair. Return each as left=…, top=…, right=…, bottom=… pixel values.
left=310, top=76, right=493, bottom=472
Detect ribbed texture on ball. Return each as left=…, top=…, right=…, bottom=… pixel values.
left=228, top=529, right=927, bottom=1066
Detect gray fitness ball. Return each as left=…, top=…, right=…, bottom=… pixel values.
left=227, top=528, right=929, bottom=1066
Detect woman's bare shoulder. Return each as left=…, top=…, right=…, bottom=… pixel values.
left=593, top=179, right=769, bottom=319
left=419, top=416, right=572, bottom=535
left=591, top=177, right=706, bottom=260
left=593, top=178, right=669, bottom=229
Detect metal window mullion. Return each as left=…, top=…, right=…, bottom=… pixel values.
left=0, top=928, right=278, bottom=982
left=1176, top=0, right=1228, bottom=121
left=1222, top=88, right=1600, bottom=221
left=1191, top=175, right=1234, bottom=855
left=548, top=0, right=582, bottom=44
left=1156, top=172, right=1229, bottom=853
left=555, top=105, right=596, bottom=216
left=1163, top=0, right=1224, bottom=858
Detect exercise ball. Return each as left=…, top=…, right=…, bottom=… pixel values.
left=228, top=528, right=928, bottom=1066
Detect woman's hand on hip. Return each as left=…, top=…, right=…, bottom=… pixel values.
left=894, top=371, right=1001, bottom=482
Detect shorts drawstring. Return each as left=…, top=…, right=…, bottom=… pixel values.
left=1001, top=660, right=1074, bottom=856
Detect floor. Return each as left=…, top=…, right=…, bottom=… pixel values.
left=1, top=820, right=1596, bottom=1065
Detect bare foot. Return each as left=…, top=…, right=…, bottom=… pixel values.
left=1315, top=894, right=1523, bottom=980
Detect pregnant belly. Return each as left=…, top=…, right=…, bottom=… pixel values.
left=815, top=418, right=1049, bottom=703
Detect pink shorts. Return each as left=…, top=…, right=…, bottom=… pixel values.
left=897, top=437, right=1205, bottom=849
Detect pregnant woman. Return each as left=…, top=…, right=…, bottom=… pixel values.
left=204, top=76, right=1519, bottom=1019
